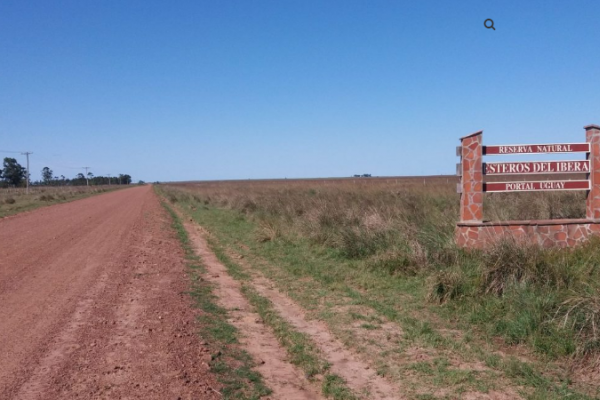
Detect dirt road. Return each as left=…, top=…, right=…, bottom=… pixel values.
left=0, top=186, right=220, bottom=399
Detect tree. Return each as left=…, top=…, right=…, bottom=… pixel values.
left=2, top=158, right=26, bottom=186
left=41, top=167, right=53, bottom=185
left=118, top=174, right=132, bottom=184
left=72, top=173, right=86, bottom=186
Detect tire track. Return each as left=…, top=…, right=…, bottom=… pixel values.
left=183, top=220, right=324, bottom=400
left=185, top=220, right=405, bottom=400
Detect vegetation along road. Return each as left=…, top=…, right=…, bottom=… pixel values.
left=2, top=180, right=600, bottom=399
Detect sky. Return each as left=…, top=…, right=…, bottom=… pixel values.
left=1, top=0, right=599, bottom=182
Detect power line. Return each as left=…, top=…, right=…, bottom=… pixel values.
left=33, top=155, right=83, bottom=170
left=58, top=165, right=86, bottom=170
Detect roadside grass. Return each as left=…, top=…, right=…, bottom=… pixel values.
left=244, top=285, right=358, bottom=400
left=160, top=183, right=599, bottom=399
left=160, top=200, right=271, bottom=400
left=0, top=186, right=127, bottom=218
left=170, top=196, right=360, bottom=399
left=178, top=201, right=515, bottom=398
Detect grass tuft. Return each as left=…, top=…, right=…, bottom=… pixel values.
left=427, top=269, right=466, bottom=304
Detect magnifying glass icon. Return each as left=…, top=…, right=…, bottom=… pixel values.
left=484, top=19, right=495, bottom=30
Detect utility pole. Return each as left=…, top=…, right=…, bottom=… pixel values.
left=83, top=167, right=90, bottom=186
left=108, top=174, right=111, bottom=185
left=21, top=152, right=33, bottom=193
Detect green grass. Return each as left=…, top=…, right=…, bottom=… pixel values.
left=160, top=199, right=271, bottom=400
left=190, top=207, right=359, bottom=399
left=157, top=183, right=600, bottom=399
left=244, top=285, right=358, bottom=400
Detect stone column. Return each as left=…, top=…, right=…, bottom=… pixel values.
left=586, top=124, right=600, bottom=220
left=459, top=131, right=483, bottom=222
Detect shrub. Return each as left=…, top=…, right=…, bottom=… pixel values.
left=168, top=194, right=178, bottom=204
left=338, top=227, right=391, bottom=259
left=554, top=291, right=600, bottom=360
left=4, top=197, right=16, bottom=204
left=366, top=240, right=431, bottom=276
left=427, top=269, right=466, bottom=304
left=479, top=238, right=600, bottom=297
left=255, top=220, right=281, bottom=243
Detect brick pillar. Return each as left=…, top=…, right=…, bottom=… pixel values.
left=459, top=131, right=483, bottom=222
left=586, top=124, right=600, bottom=220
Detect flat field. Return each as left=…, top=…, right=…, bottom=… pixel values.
left=3, top=177, right=599, bottom=399
left=0, top=185, right=126, bottom=218
left=157, top=176, right=599, bottom=399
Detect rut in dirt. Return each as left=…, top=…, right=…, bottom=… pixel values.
left=184, top=219, right=405, bottom=400
left=183, top=219, right=325, bottom=400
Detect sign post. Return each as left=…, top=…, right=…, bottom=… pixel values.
left=586, top=125, right=600, bottom=220
left=458, top=131, right=483, bottom=223
left=456, top=124, right=600, bottom=249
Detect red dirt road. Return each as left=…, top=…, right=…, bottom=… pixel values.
left=0, top=186, right=220, bottom=399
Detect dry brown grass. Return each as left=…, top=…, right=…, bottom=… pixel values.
left=167, top=176, right=586, bottom=261
left=159, top=177, right=600, bottom=396
left=168, top=177, right=460, bottom=262
left=164, top=178, right=600, bottom=360
left=0, top=185, right=123, bottom=218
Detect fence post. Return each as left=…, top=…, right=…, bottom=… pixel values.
left=586, top=124, right=600, bottom=220
left=459, top=131, right=483, bottom=222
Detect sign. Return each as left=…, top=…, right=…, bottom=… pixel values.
left=484, top=160, right=590, bottom=175
left=484, top=143, right=589, bottom=155
left=483, top=180, right=590, bottom=193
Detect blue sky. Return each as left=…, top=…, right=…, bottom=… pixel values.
left=1, top=1, right=599, bottom=182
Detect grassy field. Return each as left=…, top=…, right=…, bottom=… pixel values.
left=0, top=185, right=130, bottom=218
left=157, top=177, right=599, bottom=399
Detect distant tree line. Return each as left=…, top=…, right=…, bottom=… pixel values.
left=0, top=157, right=133, bottom=188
